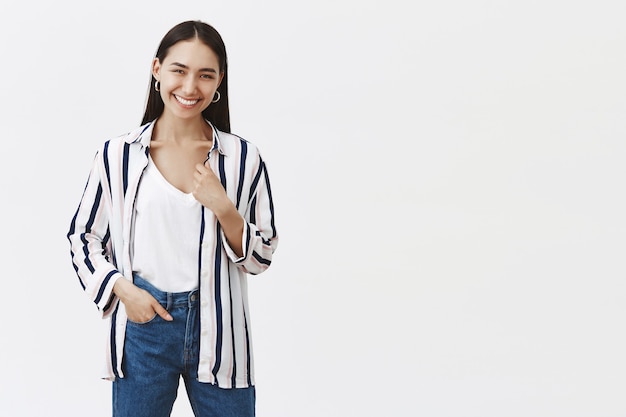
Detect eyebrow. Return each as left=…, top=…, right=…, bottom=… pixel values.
left=170, top=62, right=218, bottom=73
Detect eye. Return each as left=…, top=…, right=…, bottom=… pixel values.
left=172, top=69, right=184, bottom=74
left=201, top=74, right=215, bottom=80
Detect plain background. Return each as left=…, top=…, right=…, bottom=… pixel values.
left=1, top=0, right=625, bottom=416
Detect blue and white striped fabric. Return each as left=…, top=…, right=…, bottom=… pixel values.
left=67, top=120, right=278, bottom=388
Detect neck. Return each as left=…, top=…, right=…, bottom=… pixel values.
left=153, top=112, right=212, bottom=143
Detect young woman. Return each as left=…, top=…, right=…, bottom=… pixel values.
left=67, top=20, right=278, bottom=417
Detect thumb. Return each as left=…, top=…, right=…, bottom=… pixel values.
left=152, top=301, right=173, bottom=321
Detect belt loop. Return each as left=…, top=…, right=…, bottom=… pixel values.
left=167, top=292, right=172, bottom=310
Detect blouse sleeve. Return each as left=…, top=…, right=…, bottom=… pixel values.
left=67, top=149, right=123, bottom=318
left=222, top=156, right=278, bottom=275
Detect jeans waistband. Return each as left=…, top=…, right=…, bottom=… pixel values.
left=132, top=274, right=199, bottom=309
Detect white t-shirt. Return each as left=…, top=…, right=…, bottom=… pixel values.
left=132, top=155, right=201, bottom=292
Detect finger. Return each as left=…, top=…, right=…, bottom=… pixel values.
left=199, top=163, right=218, bottom=178
left=196, top=163, right=209, bottom=174
left=152, top=301, right=173, bottom=321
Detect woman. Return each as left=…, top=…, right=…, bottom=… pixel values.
left=67, top=20, right=278, bottom=417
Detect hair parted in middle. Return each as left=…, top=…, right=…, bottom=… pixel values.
left=141, top=20, right=230, bottom=133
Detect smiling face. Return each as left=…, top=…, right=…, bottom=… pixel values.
left=152, top=38, right=223, bottom=121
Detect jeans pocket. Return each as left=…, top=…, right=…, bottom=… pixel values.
left=127, top=312, right=159, bottom=325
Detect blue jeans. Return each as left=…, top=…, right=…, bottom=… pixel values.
left=112, top=275, right=255, bottom=417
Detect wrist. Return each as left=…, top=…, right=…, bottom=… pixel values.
left=113, top=278, right=135, bottom=302
left=213, top=198, right=236, bottom=219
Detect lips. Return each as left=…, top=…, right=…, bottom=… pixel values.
left=174, top=95, right=200, bottom=106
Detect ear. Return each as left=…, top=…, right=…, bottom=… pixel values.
left=217, top=71, right=225, bottom=89
left=152, top=58, right=161, bottom=80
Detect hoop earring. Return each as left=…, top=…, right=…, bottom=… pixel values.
left=154, top=80, right=160, bottom=92
left=212, top=90, right=221, bottom=103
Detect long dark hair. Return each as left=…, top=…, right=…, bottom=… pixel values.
left=141, top=20, right=230, bottom=132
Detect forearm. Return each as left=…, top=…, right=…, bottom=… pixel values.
left=68, top=153, right=122, bottom=316
left=214, top=199, right=245, bottom=258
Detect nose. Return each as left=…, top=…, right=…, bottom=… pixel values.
left=181, top=75, right=197, bottom=95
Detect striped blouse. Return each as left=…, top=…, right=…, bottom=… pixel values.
left=67, top=120, right=278, bottom=388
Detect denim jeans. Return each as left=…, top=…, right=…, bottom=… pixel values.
left=112, top=275, right=255, bottom=417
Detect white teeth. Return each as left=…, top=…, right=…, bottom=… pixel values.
left=175, top=95, right=199, bottom=106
